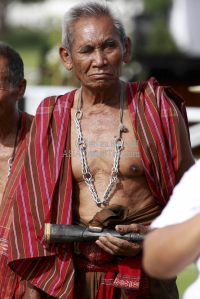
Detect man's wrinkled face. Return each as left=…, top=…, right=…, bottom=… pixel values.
left=70, top=16, right=125, bottom=89
left=0, top=57, right=11, bottom=91
left=0, top=56, right=17, bottom=108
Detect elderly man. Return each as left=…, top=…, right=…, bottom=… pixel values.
left=8, top=1, right=194, bottom=299
left=0, top=43, right=40, bottom=298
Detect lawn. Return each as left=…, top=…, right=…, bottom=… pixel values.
left=177, top=263, right=198, bottom=298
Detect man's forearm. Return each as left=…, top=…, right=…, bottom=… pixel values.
left=143, top=213, right=200, bottom=278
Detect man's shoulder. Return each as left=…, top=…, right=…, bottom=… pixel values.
left=35, top=89, right=76, bottom=115
left=22, top=111, right=34, bottom=121
left=129, top=77, right=185, bottom=108
left=129, top=77, right=161, bottom=91
left=42, top=89, right=76, bottom=107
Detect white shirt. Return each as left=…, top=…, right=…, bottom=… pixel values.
left=150, top=159, right=200, bottom=299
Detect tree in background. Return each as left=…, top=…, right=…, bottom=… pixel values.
left=145, top=0, right=172, bottom=12
left=144, top=0, right=177, bottom=55
left=133, top=0, right=178, bottom=57
left=0, top=0, right=66, bottom=86
left=0, top=0, right=44, bottom=31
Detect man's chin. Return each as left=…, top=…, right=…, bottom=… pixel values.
left=86, top=78, right=118, bottom=89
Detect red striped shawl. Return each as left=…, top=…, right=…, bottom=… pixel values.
left=0, top=112, right=32, bottom=299
left=8, top=78, right=189, bottom=298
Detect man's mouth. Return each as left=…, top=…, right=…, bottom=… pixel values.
left=89, top=73, right=112, bottom=78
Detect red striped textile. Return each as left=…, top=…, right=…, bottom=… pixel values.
left=0, top=112, right=32, bottom=299
left=8, top=78, right=189, bottom=298
left=128, top=77, right=189, bottom=207
left=9, top=93, right=75, bottom=299
left=73, top=249, right=149, bottom=298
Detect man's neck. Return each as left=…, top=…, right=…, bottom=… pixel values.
left=80, top=80, right=124, bottom=109
left=0, top=107, right=20, bottom=145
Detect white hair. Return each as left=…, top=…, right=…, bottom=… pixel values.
left=62, top=0, right=126, bottom=54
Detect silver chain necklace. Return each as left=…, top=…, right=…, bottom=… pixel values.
left=74, top=81, right=127, bottom=205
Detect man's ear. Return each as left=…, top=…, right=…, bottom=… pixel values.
left=123, top=37, right=132, bottom=64
left=16, top=79, right=26, bottom=101
left=59, top=46, right=73, bottom=71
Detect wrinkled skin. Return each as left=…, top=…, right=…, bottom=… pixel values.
left=96, top=223, right=147, bottom=256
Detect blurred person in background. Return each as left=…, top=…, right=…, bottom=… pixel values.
left=0, top=42, right=46, bottom=299
left=143, top=158, right=200, bottom=299
left=7, top=1, right=194, bottom=298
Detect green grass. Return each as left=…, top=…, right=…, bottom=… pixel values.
left=177, top=264, right=198, bottom=298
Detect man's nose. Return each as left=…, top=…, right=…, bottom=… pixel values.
left=92, top=50, right=107, bottom=67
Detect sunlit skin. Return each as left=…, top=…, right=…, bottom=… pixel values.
left=59, top=15, right=194, bottom=257
left=60, top=16, right=131, bottom=102
left=70, top=16, right=125, bottom=89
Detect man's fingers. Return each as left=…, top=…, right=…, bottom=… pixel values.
left=115, top=224, right=147, bottom=235
left=105, top=233, right=131, bottom=249
left=96, top=237, right=119, bottom=255
left=96, top=234, right=141, bottom=256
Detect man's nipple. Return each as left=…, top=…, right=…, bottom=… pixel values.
left=130, top=165, right=140, bottom=173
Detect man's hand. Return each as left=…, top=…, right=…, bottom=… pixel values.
left=95, top=223, right=147, bottom=257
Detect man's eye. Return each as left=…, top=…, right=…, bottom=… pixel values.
left=104, top=43, right=115, bottom=50
left=81, top=47, right=93, bottom=53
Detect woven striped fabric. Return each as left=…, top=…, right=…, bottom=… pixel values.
left=128, top=77, right=189, bottom=207
left=0, top=112, right=32, bottom=299
left=8, top=78, right=189, bottom=298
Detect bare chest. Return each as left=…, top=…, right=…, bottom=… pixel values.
left=0, top=145, right=14, bottom=205
left=70, top=106, right=143, bottom=181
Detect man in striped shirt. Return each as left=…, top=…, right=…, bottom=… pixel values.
left=0, top=43, right=45, bottom=298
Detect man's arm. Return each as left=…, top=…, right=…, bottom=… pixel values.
left=25, top=282, right=48, bottom=299
left=143, top=159, right=200, bottom=278
left=173, top=101, right=195, bottom=183
left=143, top=213, right=200, bottom=278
